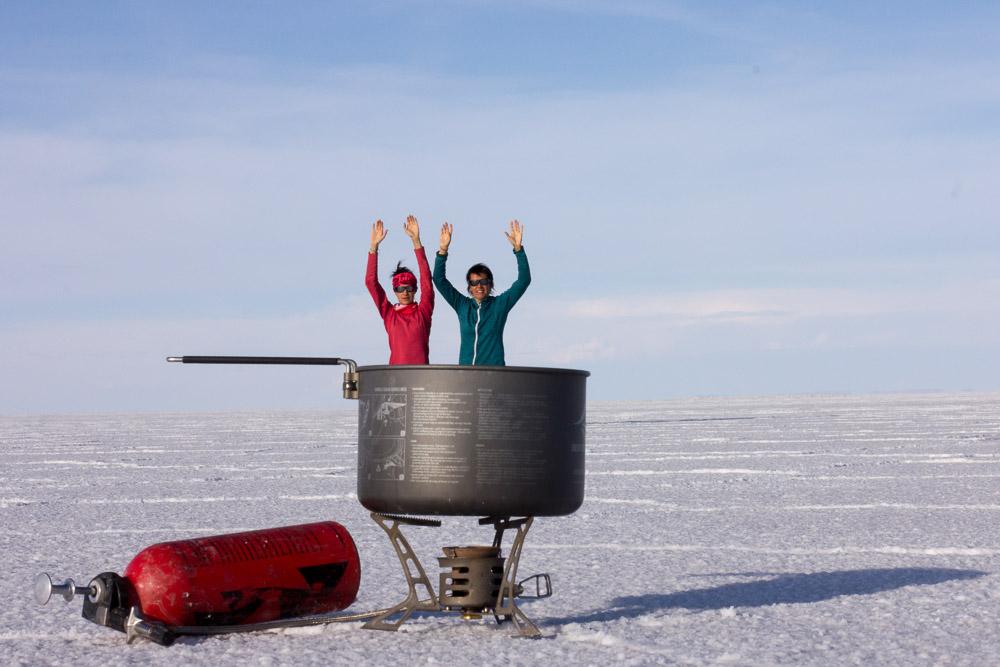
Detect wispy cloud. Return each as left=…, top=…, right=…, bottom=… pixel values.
left=559, top=286, right=972, bottom=321
left=505, top=278, right=1000, bottom=365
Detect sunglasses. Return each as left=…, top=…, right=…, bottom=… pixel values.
left=393, top=285, right=416, bottom=293
left=467, top=279, right=492, bottom=287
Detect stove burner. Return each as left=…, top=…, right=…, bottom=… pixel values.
left=439, top=546, right=504, bottom=614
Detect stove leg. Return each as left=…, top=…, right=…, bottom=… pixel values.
left=491, top=516, right=542, bottom=638
left=363, top=513, right=440, bottom=632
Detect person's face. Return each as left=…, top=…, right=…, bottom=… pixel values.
left=394, top=284, right=416, bottom=305
left=467, top=272, right=491, bottom=302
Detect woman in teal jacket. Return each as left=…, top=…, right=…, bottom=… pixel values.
left=432, top=220, right=530, bottom=366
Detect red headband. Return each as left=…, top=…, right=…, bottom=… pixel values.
left=392, top=272, right=417, bottom=288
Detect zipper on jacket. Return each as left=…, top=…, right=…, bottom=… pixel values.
left=472, top=301, right=481, bottom=364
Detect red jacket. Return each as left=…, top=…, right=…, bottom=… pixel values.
left=365, top=247, right=434, bottom=364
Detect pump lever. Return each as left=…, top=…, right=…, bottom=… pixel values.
left=34, top=573, right=95, bottom=605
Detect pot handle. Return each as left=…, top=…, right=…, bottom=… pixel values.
left=166, top=355, right=359, bottom=399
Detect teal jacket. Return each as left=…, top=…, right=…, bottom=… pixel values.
left=433, top=248, right=531, bottom=365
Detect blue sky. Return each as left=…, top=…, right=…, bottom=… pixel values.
left=2, top=1, right=999, bottom=412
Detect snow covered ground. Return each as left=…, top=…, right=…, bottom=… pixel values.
left=3, top=392, right=999, bottom=666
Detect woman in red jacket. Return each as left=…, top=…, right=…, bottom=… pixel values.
left=365, top=215, right=434, bottom=364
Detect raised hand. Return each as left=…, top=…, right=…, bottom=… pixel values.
left=439, top=222, right=454, bottom=254
left=404, top=215, right=422, bottom=248
left=370, top=219, right=387, bottom=253
left=504, top=219, right=523, bottom=252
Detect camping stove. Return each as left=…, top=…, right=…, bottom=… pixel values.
left=363, top=514, right=551, bottom=637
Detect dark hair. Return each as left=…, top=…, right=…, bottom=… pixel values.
left=392, top=262, right=414, bottom=278
left=466, top=263, right=494, bottom=295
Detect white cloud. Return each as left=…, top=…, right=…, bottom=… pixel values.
left=504, top=278, right=1000, bottom=364
left=558, top=284, right=989, bottom=321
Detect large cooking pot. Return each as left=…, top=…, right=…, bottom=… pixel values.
left=167, top=357, right=589, bottom=516
left=357, top=364, right=588, bottom=517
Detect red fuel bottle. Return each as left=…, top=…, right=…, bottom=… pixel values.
left=123, top=521, right=361, bottom=627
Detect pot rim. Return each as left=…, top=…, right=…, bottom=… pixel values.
left=357, top=364, right=590, bottom=377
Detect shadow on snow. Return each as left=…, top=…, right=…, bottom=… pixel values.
left=544, top=567, right=988, bottom=625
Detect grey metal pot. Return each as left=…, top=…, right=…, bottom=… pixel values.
left=357, top=365, right=588, bottom=517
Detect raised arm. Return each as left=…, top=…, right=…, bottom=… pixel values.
left=365, top=219, right=392, bottom=318
left=432, top=222, right=464, bottom=309
left=497, top=220, right=531, bottom=308
left=405, top=215, right=435, bottom=316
